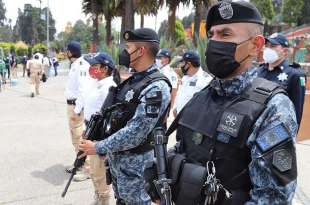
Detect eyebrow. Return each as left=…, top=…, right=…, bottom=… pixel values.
left=209, top=27, right=234, bottom=36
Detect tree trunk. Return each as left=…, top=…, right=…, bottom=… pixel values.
left=140, top=14, right=144, bottom=28
left=193, top=2, right=202, bottom=47
left=106, top=13, right=112, bottom=46
left=125, top=0, right=134, bottom=30
left=168, top=3, right=177, bottom=41
left=91, top=0, right=98, bottom=52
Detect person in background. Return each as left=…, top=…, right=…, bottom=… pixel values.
left=22, top=55, right=28, bottom=77
left=156, top=48, right=179, bottom=111
left=257, top=33, right=306, bottom=126
left=83, top=52, right=119, bottom=205
left=173, top=50, right=213, bottom=117
left=27, top=54, right=43, bottom=97
left=52, top=57, right=59, bottom=76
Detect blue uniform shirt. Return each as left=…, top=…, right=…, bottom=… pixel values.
left=257, top=60, right=306, bottom=126
left=210, top=68, right=298, bottom=205
left=95, top=65, right=171, bottom=205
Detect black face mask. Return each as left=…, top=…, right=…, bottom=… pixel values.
left=181, top=63, right=190, bottom=75
left=205, top=39, right=251, bottom=79
left=119, top=48, right=140, bottom=68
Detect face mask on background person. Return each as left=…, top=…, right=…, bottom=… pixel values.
left=263, top=47, right=279, bottom=64
left=205, top=39, right=251, bottom=79
left=181, top=63, right=190, bottom=75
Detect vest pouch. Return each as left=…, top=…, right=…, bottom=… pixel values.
left=173, top=162, right=206, bottom=205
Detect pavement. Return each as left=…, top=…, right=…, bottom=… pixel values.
left=0, top=64, right=309, bottom=205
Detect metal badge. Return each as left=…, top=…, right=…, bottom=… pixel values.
left=277, top=72, right=288, bottom=82
left=219, top=1, right=234, bottom=20
left=272, top=149, right=292, bottom=172
left=192, top=132, right=203, bottom=145
left=125, top=89, right=134, bottom=102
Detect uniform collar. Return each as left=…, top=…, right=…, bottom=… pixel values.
left=275, top=59, right=289, bottom=71
left=98, top=76, right=114, bottom=87
left=130, top=64, right=158, bottom=83
left=210, top=67, right=257, bottom=97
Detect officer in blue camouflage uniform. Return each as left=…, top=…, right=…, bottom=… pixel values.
left=257, top=33, right=306, bottom=126
left=161, top=1, right=298, bottom=205
left=79, top=28, right=171, bottom=205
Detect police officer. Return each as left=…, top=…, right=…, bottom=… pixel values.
left=173, top=50, right=212, bottom=116
left=65, top=41, right=92, bottom=181
left=27, top=54, right=43, bottom=97
left=78, top=28, right=171, bottom=205
left=156, top=48, right=178, bottom=108
left=163, top=1, right=298, bottom=205
left=84, top=52, right=119, bottom=205
left=257, top=33, right=306, bottom=126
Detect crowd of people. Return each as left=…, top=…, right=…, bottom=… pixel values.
left=62, top=1, right=307, bottom=205
left=0, top=51, right=59, bottom=95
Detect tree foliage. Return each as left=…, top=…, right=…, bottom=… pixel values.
left=12, top=4, right=56, bottom=45
left=282, top=0, right=304, bottom=25
left=250, top=0, right=275, bottom=21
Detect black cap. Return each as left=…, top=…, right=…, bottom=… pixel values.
left=123, top=28, right=159, bottom=43
left=88, top=52, right=115, bottom=69
left=266, top=33, right=289, bottom=48
left=206, top=1, right=263, bottom=31
left=157, top=48, right=171, bottom=58
left=67, top=41, right=81, bottom=58
left=182, top=50, right=200, bottom=67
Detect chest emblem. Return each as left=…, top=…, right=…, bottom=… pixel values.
left=125, top=89, right=135, bottom=102
left=277, top=72, right=288, bottom=82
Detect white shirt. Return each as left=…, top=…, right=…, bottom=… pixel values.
left=84, top=76, right=117, bottom=121
left=174, top=68, right=213, bottom=114
left=65, top=56, right=94, bottom=114
left=161, top=64, right=178, bottom=89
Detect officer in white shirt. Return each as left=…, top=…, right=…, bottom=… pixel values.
left=65, top=41, right=93, bottom=177
left=173, top=50, right=213, bottom=116
left=156, top=48, right=179, bottom=110
left=83, top=52, right=119, bottom=205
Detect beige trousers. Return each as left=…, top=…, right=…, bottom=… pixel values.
left=67, top=105, right=90, bottom=172
left=30, top=73, right=40, bottom=94
left=89, top=154, right=111, bottom=197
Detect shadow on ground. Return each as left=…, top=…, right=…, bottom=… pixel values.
left=31, top=164, right=69, bottom=186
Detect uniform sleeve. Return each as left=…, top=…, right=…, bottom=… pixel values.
left=95, top=81, right=171, bottom=154
left=287, top=72, right=306, bottom=126
left=245, top=94, right=298, bottom=205
left=73, top=65, right=87, bottom=114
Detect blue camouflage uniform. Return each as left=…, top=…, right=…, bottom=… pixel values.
left=257, top=59, right=306, bottom=126
left=95, top=65, right=171, bottom=205
left=211, top=68, right=298, bottom=204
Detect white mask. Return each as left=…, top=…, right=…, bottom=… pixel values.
left=263, top=47, right=279, bottom=64
left=155, top=59, right=163, bottom=68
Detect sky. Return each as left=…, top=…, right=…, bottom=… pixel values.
left=3, top=0, right=194, bottom=34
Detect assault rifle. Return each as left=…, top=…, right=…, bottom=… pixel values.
left=153, top=127, right=173, bottom=205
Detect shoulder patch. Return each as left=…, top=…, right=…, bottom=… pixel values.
left=272, top=149, right=293, bottom=172
left=256, top=123, right=291, bottom=153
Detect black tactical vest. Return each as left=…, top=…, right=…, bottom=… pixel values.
left=169, top=78, right=286, bottom=203
left=105, top=69, right=171, bottom=154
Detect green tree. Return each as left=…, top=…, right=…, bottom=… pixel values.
left=251, top=0, right=275, bottom=34
left=12, top=4, right=56, bottom=45
left=135, top=0, right=164, bottom=28
left=299, top=0, right=310, bottom=24
left=166, top=0, right=190, bottom=41
left=281, top=0, right=304, bottom=25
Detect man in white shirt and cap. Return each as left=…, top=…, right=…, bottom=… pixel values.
left=156, top=48, right=178, bottom=109
left=173, top=50, right=213, bottom=116
left=65, top=41, right=92, bottom=181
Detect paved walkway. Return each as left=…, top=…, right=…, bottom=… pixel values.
left=0, top=65, right=309, bottom=204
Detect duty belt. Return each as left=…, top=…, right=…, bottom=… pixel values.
left=67, top=99, right=76, bottom=105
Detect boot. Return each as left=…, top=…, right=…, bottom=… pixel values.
left=30, top=92, right=34, bottom=98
